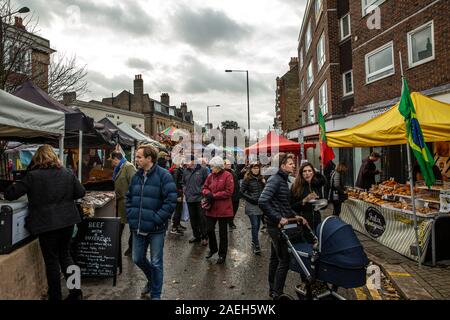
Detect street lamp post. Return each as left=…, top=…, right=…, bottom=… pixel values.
left=225, top=69, right=250, bottom=138
left=0, top=6, right=30, bottom=89
left=206, top=104, right=220, bottom=129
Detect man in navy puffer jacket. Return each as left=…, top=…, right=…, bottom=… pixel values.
left=126, top=144, right=177, bottom=300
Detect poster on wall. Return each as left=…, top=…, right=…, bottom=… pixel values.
left=434, top=141, right=450, bottom=181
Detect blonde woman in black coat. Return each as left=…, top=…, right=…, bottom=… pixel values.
left=5, top=145, right=86, bottom=300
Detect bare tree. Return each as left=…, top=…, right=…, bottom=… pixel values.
left=45, top=53, right=88, bottom=100
left=0, top=1, right=88, bottom=99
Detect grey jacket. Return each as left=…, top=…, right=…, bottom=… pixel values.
left=182, top=165, right=209, bottom=203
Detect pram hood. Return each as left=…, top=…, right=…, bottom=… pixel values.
left=316, top=216, right=369, bottom=269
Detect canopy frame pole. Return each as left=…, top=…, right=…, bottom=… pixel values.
left=59, top=134, right=65, bottom=166
left=131, top=144, right=135, bottom=165
left=400, top=50, right=422, bottom=268
left=78, top=130, right=83, bottom=181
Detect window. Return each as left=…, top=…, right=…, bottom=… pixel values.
left=5, top=40, right=31, bottom=75
left=169, top=108, right=175, bottom=116
left=317, top=32, right=326, bottom=71
left=318, top=81, right=328, bottom=115
left=305, top=20, right=312, bottom=52
left=315, top=0, right=323, bottom=19
left=362, top=0, right=386, bottom=16
left=340, top=14, right=351, bottom=41
left=308, top=98, right=315, bottom=124
left=408, top=21, right=434, bottom=68
left=300, top=79, right=304, bottom=97
left=307, top=61, right=314, bottom=88
left=365, top=42, right=395, bottom=83
left=154, top=103, right=162, bottom=113
left=302, top=110, right=307, bottom=126
left=343, top=70, right=354, bottom=96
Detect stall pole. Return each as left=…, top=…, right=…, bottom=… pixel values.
left=59, top=134, right=65, bottom=166
left=399, top=51, right=422, bottom=268
left=131, top=145, right=135, bottom=165
left=78, top=130, right=83, bottom=181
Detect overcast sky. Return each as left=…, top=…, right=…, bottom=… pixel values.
left=16, top=0, right=306, bottom=130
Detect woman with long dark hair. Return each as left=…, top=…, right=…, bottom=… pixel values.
left=5, top=145, right=86, bottom=300
left=290, top=162, right=326, bottom=232
left=240, top=162, right=265, bottom=255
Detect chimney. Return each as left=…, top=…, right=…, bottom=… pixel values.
left=161, top=93, right=170, bottom=106
left=289, top=57, right=298, bottom=70
left=14, top=16, right=26, bottom=30
left=134, top=74, right=143, bottom=97
left=63, top=92, right=77, bottom=105
left=180, top=102, right=187, bottom=114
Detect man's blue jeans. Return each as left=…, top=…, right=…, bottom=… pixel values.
left=132, top=231, right=165, bottom=299
left=248, top=215, right=262, bottom=247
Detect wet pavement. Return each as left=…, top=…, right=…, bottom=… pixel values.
left=76, top=204, right=393, bottom=300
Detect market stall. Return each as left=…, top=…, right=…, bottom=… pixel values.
left=0, top=89, right=66, bottom=299
left=327, top=92, right=450, bottom=264
left=245, top=131, right=316, bottom=157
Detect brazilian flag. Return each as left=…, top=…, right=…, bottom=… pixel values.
left=398, top=78, right=435, bottom=187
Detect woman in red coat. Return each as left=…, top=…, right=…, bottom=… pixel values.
left=201, top=156, right=234, bottom=264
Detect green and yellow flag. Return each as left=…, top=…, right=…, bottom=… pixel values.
left=318, top=108, right=335, bottom=167
left=398, top=78, right=435, bottom=187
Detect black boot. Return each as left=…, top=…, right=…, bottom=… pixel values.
left=65, top=289, right=83, bottom=300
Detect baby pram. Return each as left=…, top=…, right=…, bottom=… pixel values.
left=281, top=215, right=369, bottom=300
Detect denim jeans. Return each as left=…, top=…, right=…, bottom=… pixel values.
left=248, top=215, right=262, bottom=247
left=267, top=225, right=290, bottom=297
left=132, top=231, right=166, bottom=299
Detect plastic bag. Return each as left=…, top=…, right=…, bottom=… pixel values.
left=181, top=199, right=190, bottom=222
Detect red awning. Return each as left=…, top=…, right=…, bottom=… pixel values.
left=245, top=131, right=316, bottom=154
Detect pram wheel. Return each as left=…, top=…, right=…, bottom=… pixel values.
left=276, top=294, right=296, bottom=301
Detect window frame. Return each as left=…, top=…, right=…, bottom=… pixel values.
left=318, top=80, right=328, bottom=116
left=307, top=61, right=314, bottom=89
left=317, top=32, right=326, bottom=72
left=308, top=97, right=316, bottom=124
left=407, top=20, right=435, bottom=68
left=361, top=0, right=386, bottom=17
left=305, top=20, right=312, bottom=52
left=315, top=0, right=323, bottom=21
left=365, top=41, right=395, bottom=84
left=342, top=70, right=354, bottom=96
left=340, top=13, right=351, bottom=41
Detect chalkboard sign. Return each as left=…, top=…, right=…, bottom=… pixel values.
left=73, top=217, right=121, bottom=284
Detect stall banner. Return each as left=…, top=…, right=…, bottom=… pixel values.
left=340, top=199, right=433, bottom=263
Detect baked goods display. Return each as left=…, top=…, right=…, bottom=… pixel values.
left=346, top=179, right=446, bottom=216
left=79, top=191, right=115, bottom=217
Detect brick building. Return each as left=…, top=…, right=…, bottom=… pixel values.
left=100, top=75, right=194, bottom=137
left=275, top=57, right=300, bottom=133
left=2, top=16, right=55, bottom=92
left=286, top=0, right=449, bottom=183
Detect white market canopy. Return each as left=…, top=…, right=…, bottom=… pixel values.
left=0, top=89, right=65, bottom=138
left=117, top=122, right=165, bottom=149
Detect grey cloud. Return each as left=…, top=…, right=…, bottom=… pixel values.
left=172, top=6, right=252, bottom=52
left=179, top=56, right=271, bottom=96
left=16, top=0, right=154, bottom=37
left=126, top=58, right=153, bottom=71
left=87, top=71, right=132, bottom=94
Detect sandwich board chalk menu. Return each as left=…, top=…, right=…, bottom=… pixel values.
left=74, top=217, right=120, bottom=286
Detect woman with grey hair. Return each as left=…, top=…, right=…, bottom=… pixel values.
left=201, top=156, right=234, bottom=264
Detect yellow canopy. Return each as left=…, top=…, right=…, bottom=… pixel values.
left=327, top=93, right=450, bottom=147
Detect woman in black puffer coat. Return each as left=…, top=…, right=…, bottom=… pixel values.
left=290, top=162, right=326, bottom=238
left=5, top=145, right=85, bottom=300
left=240, top=163, right=265, bottom=255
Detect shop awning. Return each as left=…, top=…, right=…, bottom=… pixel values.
left=0, top=89, right=65, bottom=138
left=327, top=93, right=450, bottom=148
left=245, top=131, right=316, bottom=154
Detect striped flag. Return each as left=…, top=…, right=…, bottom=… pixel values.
left=318, top=108, right=335, bottom=167
left=398, top=78, right=435, bottom=187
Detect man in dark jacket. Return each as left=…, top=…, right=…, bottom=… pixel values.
left=126, top=144, right=177, bottom=300
left=258, top=153, right=299, bottom=300
left=183, top=156, right=210, bottom=245
left=355, top=152, right=381, bottom=190
left=224, top=159, right=240, bottom=229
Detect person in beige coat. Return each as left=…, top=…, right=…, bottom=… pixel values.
left=111, top=151, right=137, bottom=256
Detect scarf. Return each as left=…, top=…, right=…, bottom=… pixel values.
left=112, top=158, right=126, bottom=181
